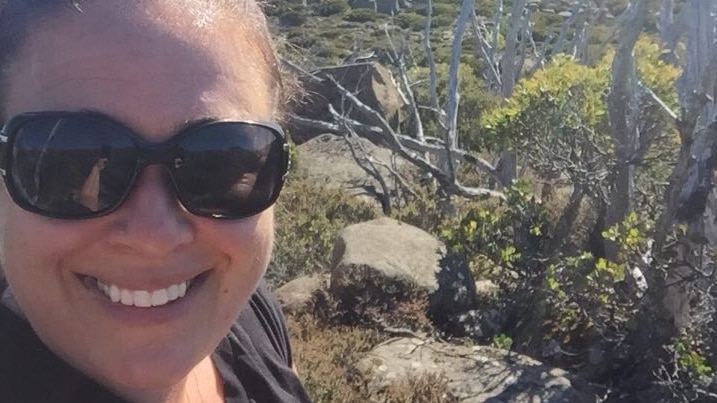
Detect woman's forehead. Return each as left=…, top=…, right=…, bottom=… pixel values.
left=3, top=1, right=274, bottom=140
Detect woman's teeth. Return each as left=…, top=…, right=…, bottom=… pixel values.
left=95, top=279, right=190, bottom=308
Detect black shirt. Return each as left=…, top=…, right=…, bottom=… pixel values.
left=0, top=281, right=312, bottom=402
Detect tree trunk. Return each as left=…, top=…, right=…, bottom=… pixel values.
left=604, top=0, right=648, bottom=260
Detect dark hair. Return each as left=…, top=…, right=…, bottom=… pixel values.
left=0, top=0, right=285, bottom=122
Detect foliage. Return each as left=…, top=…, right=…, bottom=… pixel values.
left=675, top=335, right=713, bottom=379
left=344, top=8, right=382, bottom=23
left=491, top=333, right=513, bottom=350
left=481, top=37, right=680, bottom=207
left=544, top=213, right=650, bottom=356
left=482, top=54, right=611, bottom=153
left=390, top=184, right=452, bottom=235
left=268, top=173, right=378, bottom=287
left=439, top=182, right=549, bottom=279
left=531, top=11, right=564, bottom=43
left=394, top=12, right=426, bottom=31
left=415, top=3, right=457, bottom=18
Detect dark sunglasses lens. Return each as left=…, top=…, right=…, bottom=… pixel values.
left=9, top=116, right=137, bottom=217
left=173, top=123, right=285, bottom=218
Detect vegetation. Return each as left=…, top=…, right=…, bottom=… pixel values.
left=267, top=0, right=717, bottom=401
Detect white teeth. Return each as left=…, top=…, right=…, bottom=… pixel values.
left=121, top=289, right=133, bottom=305
left=150, top=289, right=169, bottom=307
left=109, top=285, right=121, bottom=303
left=95, top=278, right=193, bottom=308
left=134, top=291, right=151, bottom=308
left=167, top=284, right=179, bottom=300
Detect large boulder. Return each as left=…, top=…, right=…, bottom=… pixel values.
left=356, top=337, right=598, bottom=402
left=295, top=133, right=415, bottom=207
left=329, top=217, right=445, bottom=309
left=287, top=63, right=407, bottom=145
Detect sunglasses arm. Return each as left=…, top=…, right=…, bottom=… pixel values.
left=0, top=133, right=7, bottom=177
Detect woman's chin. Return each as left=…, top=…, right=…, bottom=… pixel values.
left=86, top=347, right=207, bottom=395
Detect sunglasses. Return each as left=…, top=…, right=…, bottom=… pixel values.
left=0, top=111, right=289, bottom=219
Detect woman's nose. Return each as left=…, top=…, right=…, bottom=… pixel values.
left=105, top=166, right=194, bottom=255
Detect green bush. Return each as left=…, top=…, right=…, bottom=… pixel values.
left=394, top=12, right=426, bottom=31
left=344, top=8, right=381, bottom=23
left=431, top=14, right=454, bottom=28
left=415, top=2, right=457, bottom=17
left=531, top=11, right=563, bottom=43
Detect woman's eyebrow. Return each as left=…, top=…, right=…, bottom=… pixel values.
left=78, top=108, right=218, bottom=134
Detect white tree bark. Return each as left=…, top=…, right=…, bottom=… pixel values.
left=500, top=0, right=526, bottom=98
left=605, top=0, right=648, bottom=259
left=654, top=0, right=717, bottom=333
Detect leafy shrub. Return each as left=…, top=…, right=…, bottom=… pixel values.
left=480, top=38, right=680, bottom=207
left=344, top=8, right=381, bottom=23
left=531, top=11, right=564, bottom=43
left=431, top=14, right=454, bottom=28
left=394, top=12, right=426, bottom=31
left=415, top=3, right=457, bottom=17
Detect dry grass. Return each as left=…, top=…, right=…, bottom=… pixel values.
left=288, top=293, right=455, bottom=402
left=288, top=313, right=385, bottom=402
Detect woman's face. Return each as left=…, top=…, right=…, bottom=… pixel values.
left=0, top=2, right=275, bottom=393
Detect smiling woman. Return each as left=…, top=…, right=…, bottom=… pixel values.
left=0, top=1, right=310, bottom=402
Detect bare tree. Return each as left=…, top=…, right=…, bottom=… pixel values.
left=604, top=0, right=649, bottom=259
left=652, top=0, right=717, bottom=332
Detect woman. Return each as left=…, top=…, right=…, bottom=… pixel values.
left=0, top=0, right=311, bottom=402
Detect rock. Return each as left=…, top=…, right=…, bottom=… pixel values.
left=329, top=217, right=446, bottom=308
left=356, top=338, right=597, bottom=402
left=274, top=274, right=328, bottom=315
left=287, top=62, right=407, bottom=145
left=295, top=133, right=415, bottom=208
left=475, top=279, right=500, bottom=298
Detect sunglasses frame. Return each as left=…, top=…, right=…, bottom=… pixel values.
left=0, top=111, right=290, bottom=220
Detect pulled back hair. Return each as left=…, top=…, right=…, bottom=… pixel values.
left=0, top=0, right=285, bottom=122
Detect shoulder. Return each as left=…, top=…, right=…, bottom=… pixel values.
left=0, top=303, right=126, bottom=403
left=214, top=281, right=311, bottom=402
left=243, top=281, right=293, bottom=365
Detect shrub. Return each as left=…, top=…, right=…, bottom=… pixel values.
left=344, top=8, right=381, bottom=23
left=394, top=12, right=426, bottom=31
left=415, top=3, right=457, bottom=17
left=431, top=14, right=454, bottom=28
left=268, top=173, right=378, bottom=287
